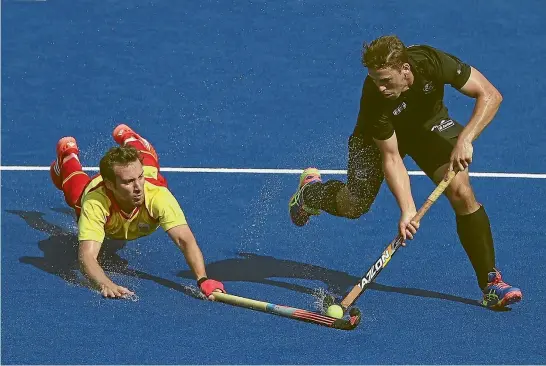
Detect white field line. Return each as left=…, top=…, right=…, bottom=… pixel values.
left=0, top=165, right=545, bottom=179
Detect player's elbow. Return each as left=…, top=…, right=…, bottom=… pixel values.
left=172, top=234, right=196, bottom=254
left=175, top=238, right=189, bottom=252
left=486, top=87, right=503, bottom=107
left=493, top=89, right=503, bottom=104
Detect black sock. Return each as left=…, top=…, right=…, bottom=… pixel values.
left=302, top=180, right=345, bottom=216
left=456, top=205, right=496, bottom=289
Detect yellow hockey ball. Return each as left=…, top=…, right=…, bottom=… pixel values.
left=326, top=304, right=344, bottom=319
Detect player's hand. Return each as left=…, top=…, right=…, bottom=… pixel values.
left=198, top=278, right=226, bottom=300
left=446, top=138, right=473, bottom=180
left=399, top=209, right=419, bottom=245
left=100, top=282, right=135, bottom=299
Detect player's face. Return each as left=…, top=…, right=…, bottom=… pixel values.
left=368, top=63, right=411, bottom=100
left=111, top=160, right=145, bottom=210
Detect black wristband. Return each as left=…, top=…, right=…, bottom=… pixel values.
left=197, top=277, right=208, bottom=286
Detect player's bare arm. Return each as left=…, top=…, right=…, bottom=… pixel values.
left=78, top=239, right=134, bottom=298
left=447, top=66, right=503, bottom=176
left=374, top=132, right=419, bottom=241
left=167, top=224, right=207, bottom=280
left=167, top=224, right=225, bottom=299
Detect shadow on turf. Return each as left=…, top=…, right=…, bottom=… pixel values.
left=176, top=252, right=510, bottom=311
left=9, top=209, right=507, bottom=311
left=8, top=209, right=203, bottom=300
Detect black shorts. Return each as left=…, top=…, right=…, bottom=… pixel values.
left=347, top=117, right=463, bottom=201
left=398, top=118, right=463, bottom=179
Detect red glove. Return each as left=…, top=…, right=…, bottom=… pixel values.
left=197, top=277, right=225, bottom=297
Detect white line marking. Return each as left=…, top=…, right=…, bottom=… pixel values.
left=0, top=166, right=545, bottom=178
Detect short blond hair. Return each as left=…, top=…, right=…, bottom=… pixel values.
left=362, top=35, right=409, bottom=70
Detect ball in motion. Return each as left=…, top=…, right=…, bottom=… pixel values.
left=325, top=304, right=344, bottom=319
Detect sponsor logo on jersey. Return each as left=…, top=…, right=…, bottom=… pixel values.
left=138, top=222, right=150, bottom=232
left=423, top=81, right=435, bottom=94
left=392, top=101, right=407, bottom=116
left=431, top=119, right=455, bottom=132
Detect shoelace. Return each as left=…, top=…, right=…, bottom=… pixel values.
left=489, top=280, right=511, bottom=291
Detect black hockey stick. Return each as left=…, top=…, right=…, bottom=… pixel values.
left=335, top=170, right=457, bottom=310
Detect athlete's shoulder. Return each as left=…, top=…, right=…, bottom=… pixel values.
left=143, top=180, right=184, bottom=220
left=408, top=44, right=462, bottom=77
left=144, top=180, right=178, bottom=205
left=407, top=44, right=450, bottom=58
left=407, top=45, right=443, bottom=66
left=81, top=183, right=111, bottom=212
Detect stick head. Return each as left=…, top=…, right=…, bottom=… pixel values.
left=349, top=307, right=362, bottom=318
left=347, top=306, right=362, bottom=327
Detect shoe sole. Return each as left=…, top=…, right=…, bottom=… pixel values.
left=56, top=137, right=79, bottom=157
left=113, top=124, right=135, bottom=144
left=112, top=124, right=159, bottom=161
left=289, top=168, right=322, bottom=227
left=289, top=193, right=310, bottom=227
left=485, top=290, right=523, bottom=309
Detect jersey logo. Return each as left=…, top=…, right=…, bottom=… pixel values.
left=423, top=81, right=435, bottom=94
left=138, top=222, right=150, bottom=232
left=431, top=119, right=455, bottom=132
left=392, top=102, right=407, bottom=116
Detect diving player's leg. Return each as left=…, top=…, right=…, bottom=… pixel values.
left=288, top=134, right=384, bottom=226
left=50, top=137, right=91, bottom=210
left=112, top=124, right=159, bottom=168
left=112, top=124, right=167, bottom=185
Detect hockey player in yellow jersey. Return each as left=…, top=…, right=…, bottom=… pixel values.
left=50, top=124, right=225, bottom=299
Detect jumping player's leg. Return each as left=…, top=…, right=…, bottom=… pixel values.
left=288, top=134, right=384, bottom=226
left=411, top=118, right=522, bottom=307
left=305, top=135, right=383, bottom=218
left=112, top=124, right=159, bottom=168
left=50, top=137, right=91, bottom=212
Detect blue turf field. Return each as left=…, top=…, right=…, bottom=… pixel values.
left=2, top=1, right=546, bottom=364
